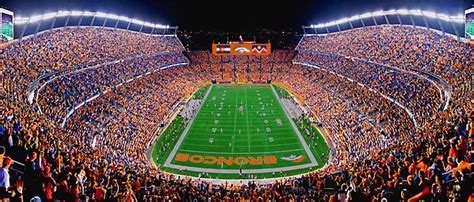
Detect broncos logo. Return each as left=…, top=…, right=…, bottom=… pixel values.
left=281, top=155, right=305, bottom=163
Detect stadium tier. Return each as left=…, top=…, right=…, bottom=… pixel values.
left=0, top=8, right=473, bottom=202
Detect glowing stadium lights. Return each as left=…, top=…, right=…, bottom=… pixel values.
left=371, top=10, right=385, bottom=17
left=359, top=13, right=372, bottom=18
left=385, top=9, right=397, bottom=15
left=83, top=11, right=95, bottom=16
left=335, top=18, right=349, bottom=24
left=349, top=16, right=359, bottom=21
left=70, top=11, right=84, bottom=16
left=57, top=11, right=71, bottom=17
left=422, top=11, right=437, bottom=18
left=397, top=9, right=409, bottom=15
left=42, top=12, right=57, bottom=20
left=14, top=11, right=172, bottom=29
left=107, top=14, right=120, bottom=20
left=28, top=15, right=43, bottom=23
left=308, top=9, right=465, bottom=29
left=408, top=9, right=423, bottom=16
left=94, top=12, right=109, bottom=18
left=118, top=16, right=130, bottom=21
left=131, top=19, right=144, bottom=25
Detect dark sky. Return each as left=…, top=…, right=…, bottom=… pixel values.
left=2, top=0, right=471, bottom=31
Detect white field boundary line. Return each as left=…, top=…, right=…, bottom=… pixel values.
left=164, top=84, right=319, bottom=174
left=164, top=85, right=214, bottom=167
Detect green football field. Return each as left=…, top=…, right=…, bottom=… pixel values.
left=152, top=84, right=329, bottom=179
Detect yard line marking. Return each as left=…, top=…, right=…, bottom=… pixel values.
left=179, top=148, right=304, bottom=155
left=182, top=133, right=298, bottom=137
left=232, top=89, right=238, bottom=154
left=182, top=142, right=301, bottom=148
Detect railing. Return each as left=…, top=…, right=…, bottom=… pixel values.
left=297, top=50, right=449, bottom=113
left=293, top=61, right=419, bottom=129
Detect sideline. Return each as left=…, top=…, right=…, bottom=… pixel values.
left=163, top=85, right=213, bottom=168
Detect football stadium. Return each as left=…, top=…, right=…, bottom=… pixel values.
left=0, top=0, right=473, bottom=201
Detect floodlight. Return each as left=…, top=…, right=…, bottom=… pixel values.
left=372, top=11, right=385, bottom=17
left=397, top=9, right=409, bottom=15
left=95, top=12, right=108, bottom=18
left=422, top=11, right=437, bottom=18
left=70, top=11, right=83, bottom=16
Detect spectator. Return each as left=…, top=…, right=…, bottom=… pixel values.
left=0, top=157, right=12, bottom=199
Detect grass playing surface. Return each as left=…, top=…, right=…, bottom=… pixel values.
left=153, top=84, right=329, bottom=179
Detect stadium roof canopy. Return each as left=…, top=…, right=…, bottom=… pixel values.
left=12, top=10, right=177, bottom=40
left=303, top=9, right=466, bottom=40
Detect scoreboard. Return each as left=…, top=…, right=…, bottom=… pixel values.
left=1, top=9, right=14, bottom=42
left=466, top=8, right=474, bottom=42
left=212, top=41, right=271, bottom=56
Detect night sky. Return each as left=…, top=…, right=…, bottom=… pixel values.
left=2, top=0, right=471, bottom=31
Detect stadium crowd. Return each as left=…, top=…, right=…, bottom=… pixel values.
left=0, top=24, right=472, bottom=201
left=294, top=51, right=441, bottom=127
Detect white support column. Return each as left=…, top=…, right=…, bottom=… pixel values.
left=78, top=15, right=84, bottom=28
left=90, top=16, right=96, bottom=26
left=114, top=19, right=119, bottom=29
left=34, top=21, right=42, bottom=36
left=449, top=21, right=460, bottom=41
left=384, top=15, right=390, bottom=24
left=20, top=23, right=28, bottom=42
left=396, top=14, right=402, bottom=26
left=372, top=16, right=378, bottom=25
left=64, top=15, right=70, bottom=27
left=408, top=15, right=416, bottom=28
left=436, top=18, right=445, bottom=36
left=422, top=15, right=429, bottom=30
left=102, top=18, right=107, bottom=27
